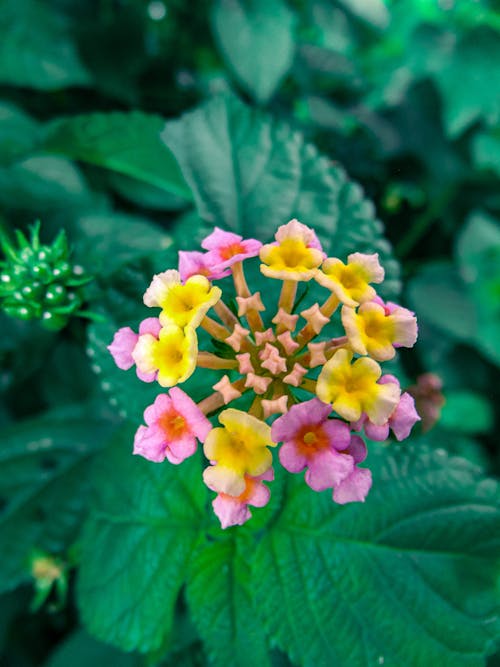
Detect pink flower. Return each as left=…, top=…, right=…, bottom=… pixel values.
left=178, top=250, right=230, bottom=282
left=333, top=435, right=372, bottom=504
left=211, top=469, right=274, bottom=529
left=133, top=387, right=211, bottom=463
left=271, top=398, right=353, bottom=492
left=201, top=227, right=262, bottom=273
left=108, top=318, right=161, bottom=382
left=351, top=375, right=421, bottom=441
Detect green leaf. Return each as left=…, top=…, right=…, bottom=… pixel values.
left=0, top=102, right=40, bottom=166
left=71, top=212, right=175, bottom=276
left=440, top=391, right=494, bottom=435
left=251, top=445, right=500, bottom=666
left=0, top=408, right=116, bottom=593
left=472, top=129, right=500, bottom=177
left=162, top=93, right=401, bottom=298
left=77, top=432, right=207, bottom=653
left=433, top=27, right=500, bottom=137
left=407, top=262, right=477, bottom=341
left=186, top=539, right=271, bottom=667
left=0, top=0, right=91, bottom=90
left=42, top=112, right=193, bottom=200
left=44, top=630, right=144, bottom=667
left=211, top=0, right=295, bottom=104
left=456, top=212, right=500, bottom=366
left=0, top=156, right=97, bottom=212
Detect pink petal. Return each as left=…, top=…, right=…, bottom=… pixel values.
left=305, top=449, right=354, bottom=491
left=136, top=368, right=157, bottom=383
left=169, top=386, right=212, bottom=442
left=144, top=393, right=171, bottom=425
left=322, top=419, right=351, bottom=451
left=346, top=435, right=367, bottom=463
left=133, top=424, right=167, bottom=463
left=364, top=421, right=390, bottom=441
left=272, top=398, right=331, bottom=442
left=278, top=441, right=307, bottom=473
left=107, top=327, right=138, bottom=370
left=201, top=227, right=243, bottom=251
left=166, top=434, right=198, bottom=463
left=390, top=392, right=421, bottom=441
left=333, top=467, right=372, bottom=504
left=212, top=495, right=252, bottom=529
left=138, top=317, right=162, bottom=337
left=246, top=481, right=271, bottom=508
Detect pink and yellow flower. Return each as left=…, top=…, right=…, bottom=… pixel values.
left=316, top=349, right=400, bottom=424
left=211, top=469, right=274, bottom=529
left=134, top=388, right=212, bottom=463
left=178, top=250, right=230, bottom=282
left=203, top=409, right=276, bottom=496
left=351, top=375, right=421, bottom=441
left=107, top=317, right=161, bottom=382
left=272, top=398, right=353, bottom=491
left=202, top=227, right=262, bottom=273
left=132, top=323, right=197, bottom=387
left=260, top=219, right=325, bottom=281
left=342, top=298, right=418, bottom=361
left=316, top=252, right=384, bottom=306
left=144, top=269, right=221, bottom=329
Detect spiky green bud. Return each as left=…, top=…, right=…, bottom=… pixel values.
left=0, top=221, right=93, bottom=330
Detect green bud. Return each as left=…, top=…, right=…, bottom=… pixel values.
left=0, top=221, right=94, bottom=329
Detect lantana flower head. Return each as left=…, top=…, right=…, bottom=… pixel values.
left=108, top=219, right=418, bottom=529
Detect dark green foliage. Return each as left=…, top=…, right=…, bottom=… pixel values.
left=1, top=1, right=499, bottom=666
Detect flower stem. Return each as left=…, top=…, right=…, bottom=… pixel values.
left=201, top=315, right=229, bottom=341
left=232, top=261, right=264, bottom=331
left=197, top=352, right=238, bottom=370
left=278, top=280, right=297, bottom=313
left=213, top=300, right=239, bottom=329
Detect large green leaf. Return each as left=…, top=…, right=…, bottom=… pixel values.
left=186, top=540, right=271, bottom=667
left=0, top=156, right=97, bottom=212
left=456, top=211, right=500, bottom=366
left=0, top=102, right=40, bottom=166
left=433, top=27, right=500, bottom=137
left=251, top=445, right=500, bottom=667
left=77, top=433, right=207, bottom=653
left=0, top=0, right=91, bottom=89
left=44, top=630, right=143, bottom=667
left=211, top=0, right=295, bottom=104
left=42, top=112, right=193, bottom=200
left=162, top=94, right=401, bottom=298
left=0, top=408, right=116, bottom=593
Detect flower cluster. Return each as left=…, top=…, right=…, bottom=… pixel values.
left=0, top=221, right=91, bottom=330
left=109, top=221, right=419, bottom=528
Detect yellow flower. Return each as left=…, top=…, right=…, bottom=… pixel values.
left=203, top=409, right=276, bottom=496
left=316, top=253, right=384, bottom=306
left=342, top=302, right=418, bottom=361
left=143, top=269, right=221, bottom=329
left=132, top=324, right=197, bottom=387
left=260, top=219, right=324, bottom=281
left=316, top=349, right=400, bottom=425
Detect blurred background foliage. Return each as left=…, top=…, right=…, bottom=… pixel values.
left=0, top=0, right=499, bottom=665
